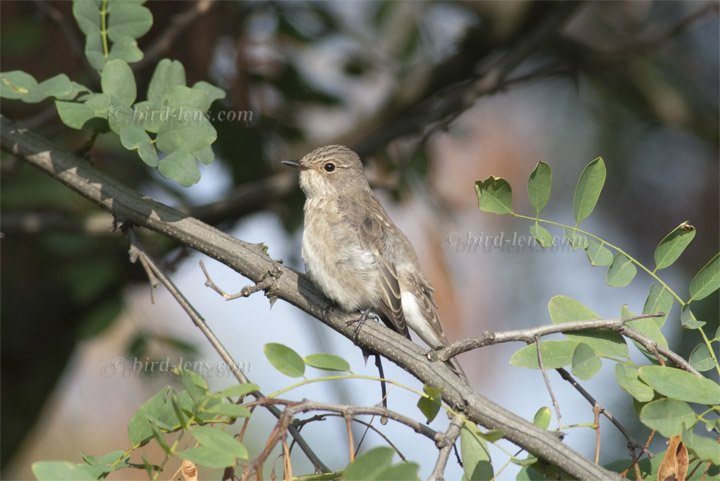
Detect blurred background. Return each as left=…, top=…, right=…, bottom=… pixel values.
left=1, top=1, right=718, bottom=479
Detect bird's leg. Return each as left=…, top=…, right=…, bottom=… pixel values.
left=346, top=308, right=374, bottom=344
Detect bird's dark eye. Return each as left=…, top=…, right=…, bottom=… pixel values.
left=323, top=162, right=335, bottom=172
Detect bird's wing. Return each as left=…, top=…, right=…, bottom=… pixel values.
left=340, top=195, right=410, bottom=338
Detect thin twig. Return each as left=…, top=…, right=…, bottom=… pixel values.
left=428, top=416, right=464, bottom=481
left=200, top=259, right=280, bottom=300
left=434, top=314, right=663, bottom=361
left=618, top=326, right=700, bottom=376
left=593, top=404, right=601, bottom=464
left=609, top=3, right=720, bottom=60
left=556, top=368, right=652, bottom=459
left=123, top=228, right=330, bottom=474
left=536, top=336, right=563, bottom=436
left=251, top=398, right=443, bottom=444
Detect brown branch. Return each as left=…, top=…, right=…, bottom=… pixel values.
left=556, top=368, right=651, bottom=460
left=617, top=326, right=700, bottom=376
left=432, top=313, right=702, bottom=376
left=123, top=228, right=330, bottom=474
left=0, top=114, right=624, bottom=481
left=536, top=336, right=564, bottom=436
left=428, top=416, right=464, bottom=481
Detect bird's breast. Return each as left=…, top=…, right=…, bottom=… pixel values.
left=302, top=199, right=381, bottom=312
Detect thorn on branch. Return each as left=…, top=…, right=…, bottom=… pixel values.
left=199, top=259, right=281, bottom=302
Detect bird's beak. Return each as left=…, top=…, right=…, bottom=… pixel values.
left=281, top=160, right=309, bottom=170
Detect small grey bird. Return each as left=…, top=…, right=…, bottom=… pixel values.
left=283, top=145, right=467, bottom=382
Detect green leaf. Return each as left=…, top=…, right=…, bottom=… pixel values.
left=107, top=35, right=144, bottom=65
left=128, top=386, right=172, bottom=445
left=682, top=429, right=720, bottom=464
left=654, top=222, right=696, bottom=270
left=220, top=383, right=260, bottom=398
left=157, top=150, right=201, bottom=187
left=532, top=407, right=551, bottom=429
left=510, top=340, right=577, bottom=369
left=688, top=344, right=715, bottom=372
left=84, top=31, right=105, bottom=70
left=189, top=425, right=248, bottom=459
left=642, top=284, right=674, bottom=327
left=162, top=85, right=209, bottom=110
left=640, top=398, right=696, bottom=437
left=460, top=424, right=494, bottom=481
left=264, top=343, right=305, bottom=377
left=32, top=461, right=97, bottom=481
left=529, top=224, right=553, bottom=248
left=584, top=238, right=613, bottom=266
left=101, top=59, right=136, bottom=106
left=303, top=353, right=351, bottom=372
left=23, top=74, right=75, bottom=103
left=192, top=80, right=226, bottom=109
left=55, top=100, right=96, bottom=129
left=638, top=366, right=720, bottom=405
left=72, top=0, right=101, bottom=35
left=416, top=384, right=443, bottom=423
left=564, top=227, right=588, bottom=250
left=573, top=157, right=606, bottom=224
left=1, top=71, right=38, bottom=99
left=138, top=142, right=159, bottom=168
left=120, top=124, right=151, bottom=149
left=82, top=450, right=131, bottom=476
left=201, top=402, right=251, bottom=418
left=106, top=1, right=153, bottom=41
left=156, top=114, right=216, bottom=153
left=474, top=177, right=513, bottom=215
left=571, top=343, right=601, bottom=380
left=192, top=146, right=215, bottom=166
left=84, top=92, right=111, bottom=118
left=680, top=304, right=706, bottom=329
left=528, top=161, right=551, bottom=215
left=614, top=364, right=654, bottom=402
left=342, top=446, right=395, bottom=481
left=120, top=124, right=159, bottom=167
left=623, top=304, right=668, bottom=362
left=548, top=296, right=628, bottom=359
left=689, top=252, right=719, bottom=301
left=606, top=252, right=637, bottom=287
left=179, top=367, right=208, bottom=401
left=177, top=446, right=236, bottom=469
left=148, top=59, right=186, bottom=104
left=373, top=462, right=420, bottom=480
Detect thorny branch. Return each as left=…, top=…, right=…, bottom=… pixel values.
left=123, top=228, right=330, bottom=474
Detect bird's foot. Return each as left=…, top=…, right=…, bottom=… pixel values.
left=347, top=308, right=373, bottom=344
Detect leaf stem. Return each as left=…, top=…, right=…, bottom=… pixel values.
left=100, top=0, right=109, bottom=58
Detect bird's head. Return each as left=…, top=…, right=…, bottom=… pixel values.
left=282, top=145, right=370, bottom=198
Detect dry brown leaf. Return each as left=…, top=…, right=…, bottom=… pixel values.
left=657, top=435, right=688, bottom=481
left=181, top=458, right=198, bottom=481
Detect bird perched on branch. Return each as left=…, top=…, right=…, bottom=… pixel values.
left=283, top=145, right=467, bottom=383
